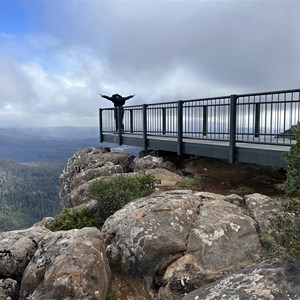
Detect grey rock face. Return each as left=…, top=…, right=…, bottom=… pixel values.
left=59, top=147, right=135, bottom=208
left=20, top=227, right=111, bottom=300
left=224, top=193, right=244, bottom=206
left=132, top=155, right=162, bottom=171
left=102, top=190, right=261, bottom=295
left=0, top=227, right=48, bottom=281
left=245, top=193, right=284, bottom=234
left=132, top=155, right=177, bottom=173
left=182, top=260, right=300, bottom=300
left=0, top=279, right=19, bottom=300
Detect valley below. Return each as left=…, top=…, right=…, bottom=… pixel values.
left=0, top=127, right=141, bottom=231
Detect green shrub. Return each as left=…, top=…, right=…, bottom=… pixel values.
left=87, top=172, right=159, bottom=222
left=46, top=207, right=100, bottom=231
left=46, top=173, right=158, bottom=231
left=284, top=122, right=300, bottom=196
left=268, top=199, right=300, bottom=261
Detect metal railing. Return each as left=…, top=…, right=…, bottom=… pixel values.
left=99, top=88, right=300, bottom=155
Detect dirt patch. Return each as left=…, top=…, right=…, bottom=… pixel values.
left=163, top=155, right=286, bottom=197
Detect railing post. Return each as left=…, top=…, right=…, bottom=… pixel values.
left=203, top=105, right=207, bottom=137
left=143, top=104, right=148, bottom=150
left=229, top=94, right=237, bottom=164
left=99, top=108, right=103, bottom=143
left=129, top=109, right=134, bottom=133
left=162, top=107, right=166, bottom=135
left=118, top=107, right=122, bottom=145
left=254, top=103, right=260, bottom=138
left=177, top=100, right=183, bottom=155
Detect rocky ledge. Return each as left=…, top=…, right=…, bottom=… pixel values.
left=0, top=147, right=299, bottom=300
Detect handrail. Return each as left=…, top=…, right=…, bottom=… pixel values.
left=99, top=88, right=300, bottom=163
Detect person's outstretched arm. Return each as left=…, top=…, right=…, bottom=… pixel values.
left=100, top=94, right=112, bottom=101
left=123, top=95, right=135, bottom=101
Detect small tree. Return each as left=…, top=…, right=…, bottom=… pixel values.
left=284, top=122, right=300, bottom=196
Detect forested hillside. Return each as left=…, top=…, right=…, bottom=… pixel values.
left=0, top=127, right=100, bottom=231
left=0, top=127, right=141, bottom=231
left=0, top=157, right=63, bottom=231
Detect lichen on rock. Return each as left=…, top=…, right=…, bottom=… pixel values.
left=102, top=190, right=262, bottom=297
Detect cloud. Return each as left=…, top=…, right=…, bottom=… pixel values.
left=0, top=40, right=106, bottom=126
left=1, top=0, right=300, bottom=127
left=40, top=0, right=300, bottom=92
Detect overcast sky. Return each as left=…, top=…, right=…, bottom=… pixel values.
left=0, top=0, right=300, bottom=128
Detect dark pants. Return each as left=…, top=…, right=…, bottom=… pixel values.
left=114, top=107, right=124, bottom=131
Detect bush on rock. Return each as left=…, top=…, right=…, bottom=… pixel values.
left=48, top=172, right=159, bottom=231
left=88, top=172, right=159, bottom=222
left=46, top=207, right=100, bottom=231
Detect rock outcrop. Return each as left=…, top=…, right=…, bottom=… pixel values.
left=0, top=227, right=48, bottom=281
left=183, top=260, right=300, bottom=300
left=245, top=193, right=284, bottom=234
left=102, top=190, right=262, bottom=297
left=0, top=279, right=19, bottom=300
left=59, top=147, right=135, bottom=208
left=142, top=168, right=183, bottom=186
left=59, top=148, right=184, bottom=211
left=1, top=148, right=297, bottom=300
left=0, top=226, right=110, bottom=300
left=132, top=155, right=176, bottom=172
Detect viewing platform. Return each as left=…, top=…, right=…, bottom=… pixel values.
left=99, top=88, right=300, bottom=167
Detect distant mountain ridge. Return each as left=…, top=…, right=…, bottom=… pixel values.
left=0, top=127, right=141, bottom=231
left=0, top=127, right=141, bottom=162
left=0, top=127, right=100, bottom=162
left=9, top=126, right=100, bottom=139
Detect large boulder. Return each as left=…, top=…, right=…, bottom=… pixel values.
left=19, top=227, right=111, bottom=300
left=245, top=193, right=284, bottom=234
left=132, top=155, right=162, bottom=171
left=0, top=227, right=48, bottom=281
left=132, top=155, right=177, bottom=172
left=161, top=192, right=261, bottom=294
left=59, top=147, right=135, bottom=208
left=102, top=190, right=261, bottom=297
left=183, top=260, right=300, bottom=300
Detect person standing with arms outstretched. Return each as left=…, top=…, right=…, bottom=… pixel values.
left=100, top=93, right=135, bottom=131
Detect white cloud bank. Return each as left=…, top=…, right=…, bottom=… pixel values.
left=0, top=0, right=300, bottom=127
